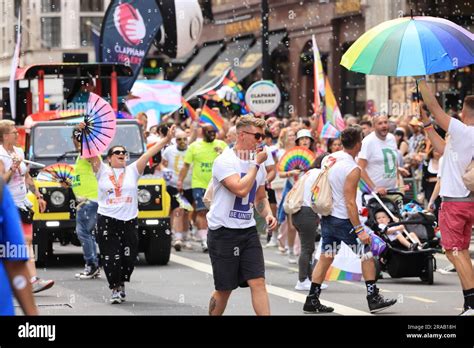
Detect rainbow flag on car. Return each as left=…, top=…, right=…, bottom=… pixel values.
left=199, top=105, right=224, bottom=131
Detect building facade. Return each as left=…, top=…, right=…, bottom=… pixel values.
left=192, top=0, right=473, bottom=118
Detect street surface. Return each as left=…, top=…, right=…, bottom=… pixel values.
left=20, top=235, right=474, bottom=317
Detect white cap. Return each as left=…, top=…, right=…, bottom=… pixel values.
left=296, top=129, right=314, bottom=141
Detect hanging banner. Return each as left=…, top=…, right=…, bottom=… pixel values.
left=99, top=0, right=163, bottom=96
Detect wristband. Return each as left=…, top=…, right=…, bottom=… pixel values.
left=423, top=121, right=433, bottom=128
left=254, top=164, right=260, bottom=171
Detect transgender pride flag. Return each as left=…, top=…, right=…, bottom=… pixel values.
left=126, top=80, right=183, bottom=127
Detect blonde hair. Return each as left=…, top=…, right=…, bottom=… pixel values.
left=278, top=127, right=295, bottom=149
left=236, top=116, right=266, bottom=130
left=0, top=120, right=15, bottom=144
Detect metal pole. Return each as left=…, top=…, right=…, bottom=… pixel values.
left=261, top=0, right=271, bottom=80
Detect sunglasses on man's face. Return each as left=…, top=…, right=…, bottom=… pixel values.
left=112, top=150, right=127, bottom=156
left=242, top=130, right=263, bottom=141
left=176, top=137, right=187, bottom=141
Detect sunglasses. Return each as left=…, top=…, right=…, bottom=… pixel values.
left=242, top=130, right=263, bottom=140
left=112, top=150, right=127, bottom=156
left=176, top=137, right=187, bottom=141
left=205, top=130, right=216, bottom=134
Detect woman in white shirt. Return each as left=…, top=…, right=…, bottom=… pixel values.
left=0, top=120, right=54, bottom=294
left=85, top=123, right=176, bottom=304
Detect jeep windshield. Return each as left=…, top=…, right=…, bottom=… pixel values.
left=32, top=122, right=145, bottom=158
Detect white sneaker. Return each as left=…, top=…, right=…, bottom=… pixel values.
left=201, top=239, right=208, bottom=252
left=110, top=289, right=122, bottom=304
left=265, top=240, right=279, bottom=248
left=288, top=255, right=297, bottom=264
left=295, top=278, right=311, bottom=291
left=321, top=283, right=329, bottom=290
left=461, top=308, right=474, bottom=316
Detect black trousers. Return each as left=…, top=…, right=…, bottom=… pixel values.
left=96, top=214, right=139, bottom=289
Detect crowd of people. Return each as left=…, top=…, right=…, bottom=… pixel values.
left=1, top=81, right=473, bottom=316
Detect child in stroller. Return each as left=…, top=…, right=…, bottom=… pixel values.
left=374, top=209, right=423, bottom=251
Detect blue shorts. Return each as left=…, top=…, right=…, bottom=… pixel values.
left=192, top=188, right=207, bottom=212
left=320, top=215, right=359, bottom=255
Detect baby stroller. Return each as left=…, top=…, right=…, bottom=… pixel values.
left=362, top=191, right=439, bottom=285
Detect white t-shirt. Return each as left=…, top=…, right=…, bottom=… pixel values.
left=439, top=118, right=474, bottom=198
left=264, top=145, right=275, bottom=167
left=301, top=168, right=322, bottom=207
left=207, top=147, right=267, bottom=230
left=359, top=132, right=398, bottom=190
left=0, top=145, right=28, bottom=208
left=327, top=151, right=359, bottom=219
left=162, top=144, right=192, bottom=189
left=378, top=223, right=400, bottom=242
left=96, top=161, right=141, bottom=221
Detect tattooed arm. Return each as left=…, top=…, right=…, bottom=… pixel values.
left=254, top=186, right=277, bottom=230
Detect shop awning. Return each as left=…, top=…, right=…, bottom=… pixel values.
left=184, top=38, right=254, bottom=98
left=174, top=42, right=223, bottom=86
left=234, top=31, right=287, bottom=82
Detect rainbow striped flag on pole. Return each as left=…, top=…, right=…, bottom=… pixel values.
left=358, top=178, right=373, bottom=194
left=181, top=97, right=197, bottom=121
left=199, top=105, right=224, bottom=131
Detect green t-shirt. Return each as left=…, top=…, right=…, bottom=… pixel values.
left=72, top=156, right=98, bottom=200
left=184, top=139, right=227, bottom=189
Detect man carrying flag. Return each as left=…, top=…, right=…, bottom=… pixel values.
left=178, top=111, right=227, bottom=252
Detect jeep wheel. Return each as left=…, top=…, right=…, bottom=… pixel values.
left=144, top=229, right=171, bottom=265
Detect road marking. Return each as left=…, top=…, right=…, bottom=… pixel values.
left=170, top=254, right=370, bottom=316
left=406, top=296, right=436, bottom=304
left=264, top=259, right=298, bottom=273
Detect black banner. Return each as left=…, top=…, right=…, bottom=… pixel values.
left=99, top=0, right=163, bottom=96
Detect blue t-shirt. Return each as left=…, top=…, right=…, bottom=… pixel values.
left=0, top=186, right=28, bottom=316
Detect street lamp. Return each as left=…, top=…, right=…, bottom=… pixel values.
left=261, top=0, right=271, bottom=80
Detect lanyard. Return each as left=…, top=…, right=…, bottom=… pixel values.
left=109, top=168, right=125, bottom=197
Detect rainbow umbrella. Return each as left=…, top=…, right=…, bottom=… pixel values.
left=341, top=16, right=474, bottom=76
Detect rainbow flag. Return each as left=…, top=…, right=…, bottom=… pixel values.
left=358, top=178, right=373, bottom=194
left=181, top=97, right=197, bottom=121
left=200, top=69, right=249, bottom=115
left=324, top=77, right=345, bottom=131
left=199, top=105, right=224, bottom=131
left=325, top=265, right=363, bottom=281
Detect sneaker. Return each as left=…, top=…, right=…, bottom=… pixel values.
left=201, top=239, right=208, bottom=253
left=75, top=264, right=100, bottom=279
left=119, top=284, right=126, bottom=302
left=265, top=239, right=279, bottom=248
left=184, top=241, right=193, bottom=250
left=438, top=264, right=456, bottom=274
left=288, top=254, right=297, bottom=264
left=31, top=277, right=55, bottom=294
left=110, top=289, right=122, bottom=304
left=303, top=294, right=334, bottom=313
left=460, top=308, right=474, bottom=316
left=367, top=290, right=397, bottom=313
left=173, top=240, right=183, bottom=252
left=295, top=278, right=311, bottom=291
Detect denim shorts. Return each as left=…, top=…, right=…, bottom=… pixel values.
left=320, top=215, right=358, bottom=254
left=192, top=188, right=207, bottom=212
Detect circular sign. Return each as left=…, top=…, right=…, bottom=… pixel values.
left=245, top=80, right=281, bottom=115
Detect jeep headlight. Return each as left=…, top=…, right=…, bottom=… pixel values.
left=138, top=189, right=152, bottom=204
left=50, top=191, right=65, bottom=206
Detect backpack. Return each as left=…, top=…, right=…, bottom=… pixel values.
left=462, top=159, right=474, bottom=192
left=310, top=156, right=336, bottom=216
left=283, top=172, right=309, bottom=215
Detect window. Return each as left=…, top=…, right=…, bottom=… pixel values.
left=80, top=17, right=102, bottom=46
left=80, top=0, right=104, bottom=12
left=41, top=0, right=60, bottom=12
left=41, top=17, right=61, bottom=48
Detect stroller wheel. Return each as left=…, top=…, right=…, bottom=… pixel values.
left=420, top=256, right=435, bottom=285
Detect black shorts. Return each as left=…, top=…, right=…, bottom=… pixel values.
left=167, top=186, right=194, bottom=211
left=208, top=226, right=265, bottom=291
left=266, top=187, right=277, bottom=205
